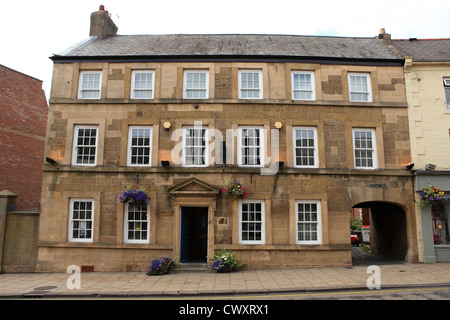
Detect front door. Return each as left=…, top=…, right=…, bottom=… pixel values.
left=180, top=207, right=208, bottom=263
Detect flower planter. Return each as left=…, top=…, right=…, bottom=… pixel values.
left=209, top=249, right=244, bottom=273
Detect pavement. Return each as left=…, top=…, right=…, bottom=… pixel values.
left=1, top=261, right=450, bottom=299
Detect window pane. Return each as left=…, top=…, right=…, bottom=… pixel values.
left=79, top=72, right=101, bottom=99
left=241, top=201, right=264, bottom=243
left=240, top=128, right=262, bottom=166
left=126, top=203, right=149, bottom=242
left=184, top=128, right=207, bottom=166
left=293, top=73, right=313, bottom=100
left=129, top=127, right=152, bottom=165
left=349, top=74, right=370, bottom=102
left=445, top=87, right=450, bottom=108
left=297, top=201, right=320, bottom=243
left=293, top=72, right=314, bottom=100
left=132, top=72, right=153, bottom=99
left=74, top=127, right=97, bottom=165
left=240, top=71, right=261, bottom=99
left=185, top=71, right=208, bottom=99
left=353, top=129, right=375, bottom=168
left=71, top=200, right=94, bottom=241
left=294, top=128, right=316, bottom=167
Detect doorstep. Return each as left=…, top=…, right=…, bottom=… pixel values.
left=173, top=263, right=211, bottom=273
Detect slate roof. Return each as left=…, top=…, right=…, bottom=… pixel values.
left=391, top=39, right=450, bottom=61
left=52, top=34, right=401, bottom=62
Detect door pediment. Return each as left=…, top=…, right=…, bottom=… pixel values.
left=168, top=177, right=219, bottom=198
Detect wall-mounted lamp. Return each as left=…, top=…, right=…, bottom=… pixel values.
left=46, top=157, right=58, bottom=166
left=404, top=162, right=414, bottom=170
left=274, top=121, right=283, bottom=130
left=163, top=121, right=171, bottom=130
left=161, top=160, right=170, bottom=167
left=426, top=163, right=436, bottom=170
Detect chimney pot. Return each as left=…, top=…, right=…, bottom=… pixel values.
left=99, top=5, right=105, bottom=11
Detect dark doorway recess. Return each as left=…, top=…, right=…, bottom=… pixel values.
left=180, top=207, right=208, bottom=263
left=352, top=201, right=408, bottom=265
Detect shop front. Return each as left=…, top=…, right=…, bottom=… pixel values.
left=416, top=171, right=450, bottom=263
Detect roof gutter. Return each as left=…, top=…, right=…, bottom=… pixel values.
left=50, top=54, right=404, bottom=67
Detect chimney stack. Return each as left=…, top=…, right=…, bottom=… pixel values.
left=89, top=5, right=118, bottom=39
left=377, top=28, right=391, bottom=44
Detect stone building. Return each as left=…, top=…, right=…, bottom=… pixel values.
left=36, top=7, right=418, bottom=272
left=390, top=37, right=450, bottom=263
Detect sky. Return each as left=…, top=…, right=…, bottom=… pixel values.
left=1, top=0, right=450, bottom=101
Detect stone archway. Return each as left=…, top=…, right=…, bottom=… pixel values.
left=352, top=201, right=408, bottom=264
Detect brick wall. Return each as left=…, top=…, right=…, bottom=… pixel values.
left=0, top=65, right=48, bottom=210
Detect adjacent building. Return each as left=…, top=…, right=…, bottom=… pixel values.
left=0, top=65, right=48, bottom=210
left=36, top=7, right=419, bottom=272
left=0, top=65, right=47, bottom=272
left=390, top=37, right=450, bottom=263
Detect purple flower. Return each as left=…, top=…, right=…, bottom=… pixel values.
left=210, top=259, right=229, bottom=272
left=119, top=187, right=150, bottom=205
left=150, top=259, right=161, bottom=271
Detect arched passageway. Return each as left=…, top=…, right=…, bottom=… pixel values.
left=351, top=201, right=408, bottom=265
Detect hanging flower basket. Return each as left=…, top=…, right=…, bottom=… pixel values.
left=221, top=176, right=247, bottom=198
left=419, top=185, right=447, bottom=207
left=119, top=186, right=150, bottom=205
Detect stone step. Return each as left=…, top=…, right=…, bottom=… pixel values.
left=173, top=263, right=211, bottom=273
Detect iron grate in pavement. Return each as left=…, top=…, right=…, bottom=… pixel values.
left=33, top=286, right=59, bottom=291
left=23, top=290, right=50, bottom=297
left=23, top=285, right=59, bottom=298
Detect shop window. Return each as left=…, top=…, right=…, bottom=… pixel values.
left=432, top=204, right=449, bottom=244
